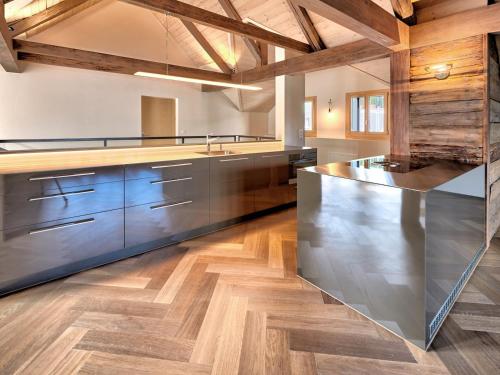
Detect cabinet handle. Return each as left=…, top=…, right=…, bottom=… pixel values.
left=261, top=155, right=282, bottom=158
left=219, top=158, right=249, bottom=163
left=28, top=189, right=95, bottom=202
left=150, top=177, right=193, bottom=185
left=29, top=172, right=95, bottom=181
left=29, top=218, right=95, bottom=235
left=151, top=163, right=192, bottom=169
left=150, top=200, right=193, bottom=210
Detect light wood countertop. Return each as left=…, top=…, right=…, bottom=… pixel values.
left=0, top=141, right=298, bottom=174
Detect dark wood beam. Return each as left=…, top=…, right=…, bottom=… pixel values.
left=286, top=0, right=325, bottom=52
left=232, top=39, right=390, bottom=84
left=390, top=50, right=410, bottom=156
left=14, top=40, right=233, bottom=82
left=258, top=42, right=268, bottom=66
left=0, top=2, right=19, bottom=72
left=181, top=20, right=232, bottom=74
left=390, top=0, right=415, bottom=25
left=294, top=0, right=400, bottom=47
left=390, top=0, right=413, bottom=19
left=8, top=0, right=97, bottom=37
left=217, top=0, right=263, bottom=65
left=411, top=3, right=500, bottom=48
left=129, top=0, right=312, bottom=54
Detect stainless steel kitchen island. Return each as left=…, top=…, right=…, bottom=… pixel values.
left=297, top=155, right=486, bottom=350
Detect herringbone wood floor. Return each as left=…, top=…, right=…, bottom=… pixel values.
left=0, top=208, right=499, bottom=375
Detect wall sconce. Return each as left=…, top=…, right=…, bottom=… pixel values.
left=425, top=64, right=453, bottom=80
left=328, top=98, right=333, bottom=112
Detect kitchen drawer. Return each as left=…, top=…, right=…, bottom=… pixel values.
left=0, top=181, right=124, bottom=230
left=0, top=209, right=124, bottom=295
left=125, top=198, right=209, bottom=248
left=209, top=155, right=255, bottom=223
left=0, top=166, right=124, bottom=196
left=125, top=168, right=208, bottom=207
left=254, top=152, right=293, bottom=211
left=125, top=158, right=207, bottom=181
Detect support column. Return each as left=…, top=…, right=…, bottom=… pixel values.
left=390, top=49, right=410, bottom=156
left=275, top=48, right=305, bottom=147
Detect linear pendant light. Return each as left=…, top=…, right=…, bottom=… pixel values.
left=134, top=72, right=262, bottom=91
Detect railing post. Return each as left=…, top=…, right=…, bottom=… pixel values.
left=104, top=139, right=108, bottom=147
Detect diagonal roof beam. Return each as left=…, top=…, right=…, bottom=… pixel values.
left=181, top=20, right=232, bottom=74
left=390, top=0, right=415, bottom=25
left=294, top=0, right=401, bottom=47
left=286, top=0, right=325, bottom=52
left=128, top=0, right=312, bottom=54
left=14, top=39, right=234, bottom=82
left=232, top=39, right=390, bottom=84
left=0, top=2, right=19, bottom=72
left=8, top=0, right=101, bottom=37
left=217, top=0, right=263, bottom=65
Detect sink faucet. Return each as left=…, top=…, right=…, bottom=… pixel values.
left=206, top=134, right=220, bottom=153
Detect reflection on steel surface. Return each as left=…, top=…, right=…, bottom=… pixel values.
left=297, top=157, right=485, bottom=350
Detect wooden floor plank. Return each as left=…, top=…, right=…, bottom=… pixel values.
left=0, top=209, right=497, bottom=374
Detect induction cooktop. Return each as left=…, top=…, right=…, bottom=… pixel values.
left=345, top=156, right=432, bottom=174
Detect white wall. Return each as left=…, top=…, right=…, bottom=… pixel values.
left=0, top=64, right=264, bottom=140
left=0, top=0, right=271, bottom=147
left=305, top=65, right=389, bottom=139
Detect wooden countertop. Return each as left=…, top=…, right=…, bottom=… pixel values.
left=0, top=141, right=300, bottom=174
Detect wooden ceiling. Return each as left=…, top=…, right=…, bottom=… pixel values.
left=2, top=0, right=496, bottom=112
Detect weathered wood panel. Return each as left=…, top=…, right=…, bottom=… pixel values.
left=409, top=35, right=487, bottom=164
left=390, top=50, right=410, bottom=156
left=489, top=36, right=500, bottom=239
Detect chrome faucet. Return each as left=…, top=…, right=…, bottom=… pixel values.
left=206, top=134, right=220, bottom=153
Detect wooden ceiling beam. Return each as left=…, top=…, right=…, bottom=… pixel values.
left=286, top=0, right=325, bottom=52
left=232, top=39, right=390, bottom=84
left=294, top=0, right=400, bottom=47
left=390, top=0, right=416, bottom=25
left=411, top=2, right=500, bottom=48
left=8, top=0, right=98, bottom=37
left=0, top=2, right=19, bottom=72
left=129, top=0, right=312, bottom=54
left=217, top=0, right=263, bottom=65
left=181, top=20, right=232, bottom=74
left=14, top=40, right=233, bottom=82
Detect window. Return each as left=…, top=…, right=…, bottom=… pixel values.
left=304, top=96, right=317, bottom=137
left=346, top=90, right=389, bottom=139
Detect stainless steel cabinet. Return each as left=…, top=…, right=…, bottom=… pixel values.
left=254, top=152, right=294, bottom=212
left=0, top=209, right=124, bottom=295
left=209, top=155, right=255, bottom=223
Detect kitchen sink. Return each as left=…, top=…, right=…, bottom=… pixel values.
left=197, top=150, right=239, bottom=156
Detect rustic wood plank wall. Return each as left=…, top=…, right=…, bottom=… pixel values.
left=409, top=35, right=487, bottom=164
left=489, top=34, right=500, bottom=239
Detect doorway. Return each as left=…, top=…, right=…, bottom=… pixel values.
left=141, top=96, right=177, bottom=145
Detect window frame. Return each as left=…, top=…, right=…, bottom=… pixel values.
left=304, top=96, right=317, bottom=138
left=345, top=90, right=390, bottom=140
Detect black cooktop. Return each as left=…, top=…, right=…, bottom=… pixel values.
left=345, top=156, right=433, bottom=174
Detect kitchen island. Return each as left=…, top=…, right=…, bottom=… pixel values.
left=297, top=155, right=485, bottom=350
left=0, top=142, right=316, bottom=296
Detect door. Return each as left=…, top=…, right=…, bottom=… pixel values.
left=141, top=96, right=177, bottom=145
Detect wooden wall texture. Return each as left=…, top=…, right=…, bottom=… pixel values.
left=409, top=35, right=487, bottom=164
left=489, top=35, right=500, bottom=239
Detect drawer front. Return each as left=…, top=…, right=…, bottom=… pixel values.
left=125, top=198, right=209, bottom=248
left=125, top=168, right=208, bottom=207
left=125, top=158, right=207, bottom=181
left=254, top=152, right=293, bottom=211
left=0, top=209, right=124, bottom=293
left=1, top=181, right=124, bottom=230
left=0, top=166, right=124, bottom=196
left=209, top=156, right=255, bottom=223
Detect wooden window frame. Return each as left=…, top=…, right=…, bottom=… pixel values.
left=345, top=89, right=390, bottom=140
left=305, top=96, right=317, bottom=138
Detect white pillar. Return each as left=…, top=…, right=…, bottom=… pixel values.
left=274, top=47, right=305, bottom=147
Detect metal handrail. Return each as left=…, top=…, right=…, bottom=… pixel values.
left=0, top=135, right=276, bottom=147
